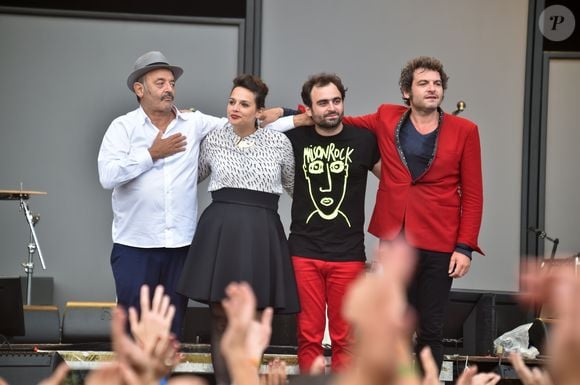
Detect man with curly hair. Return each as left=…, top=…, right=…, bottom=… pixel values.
left=343, top=56, right=484, bottom=371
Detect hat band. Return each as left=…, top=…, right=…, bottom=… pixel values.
left=144, top=61, right=170, bottom=67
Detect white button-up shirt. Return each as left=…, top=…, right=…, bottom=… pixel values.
left=98, top=105, right=294, bottom=248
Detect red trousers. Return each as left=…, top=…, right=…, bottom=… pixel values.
left=292, top=256, right=365, bottom=372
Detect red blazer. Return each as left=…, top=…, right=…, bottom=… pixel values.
left=344, top=104, right=483, bottom=254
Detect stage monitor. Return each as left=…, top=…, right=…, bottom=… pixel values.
left=443, top=290, right=481, bottom=341
left=443, top=289, right=532, bottom=356
left=0, top=352, right=65, bottom=384
left=0, top=277, right=25, bottom=337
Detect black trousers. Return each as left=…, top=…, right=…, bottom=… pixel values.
left=407, top=249, right=453, bottom=372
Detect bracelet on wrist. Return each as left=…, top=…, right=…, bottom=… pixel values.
left=396, top=363, right=418, bottom=378
left=248, top=357, right=261, bottom=369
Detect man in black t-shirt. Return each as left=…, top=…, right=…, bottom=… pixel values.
left=285, top=73, right=380, bottom=373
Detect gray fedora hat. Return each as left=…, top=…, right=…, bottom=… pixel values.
left=126, top=51, right=184, bottom=91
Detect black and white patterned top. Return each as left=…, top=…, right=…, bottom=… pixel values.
left=199, top=124, right=295, bottom=196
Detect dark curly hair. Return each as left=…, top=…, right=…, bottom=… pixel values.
left=301, top=73, right=347, bottom=108
left=399, top=56, right=448, bottom=106
left=232, top=74, right=269, bottom=109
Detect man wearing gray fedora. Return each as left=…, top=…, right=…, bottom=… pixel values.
left=97, top=51, right=219, bottom=337
left=97, top=51, right=298, bottom=337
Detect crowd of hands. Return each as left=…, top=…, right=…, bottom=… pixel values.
left=2, top=240, right=580, bottom=385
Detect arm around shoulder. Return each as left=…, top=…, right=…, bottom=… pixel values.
left=265, top=115, right=297, bottom=133
left=343, top=104, right=396, bottom=133
left=189, top=110, right=228, bottom=139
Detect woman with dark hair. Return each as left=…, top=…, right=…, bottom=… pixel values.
left=177, top=74, right=300, bottom=385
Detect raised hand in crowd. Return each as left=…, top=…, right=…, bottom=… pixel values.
left=514, top=259, right=580, bottom=385
left=416, top=347, right=439, bottom=385
left=419, top=346, right=500, bottom=385
left=335, top=238, right=503, bottom=385
left=85, top=300, right=178, bottom=385
left=333, top=239, right=417, bottom=385
left=86, top=284, right=180, bottom=385
left=220, top=281, right=274, bottom=385
left=221, top=281, right=274, bottom=362
left=85, top=284, right=207, bottom=385
left=129, top=284, right=176, bottom=352
left=259, top=358, right=287, bottom=385
left=112, top=305, right=179, bottom=385
left=308, top=355, right=326, bottom=375
left=509, top=352, right=552, bottom=385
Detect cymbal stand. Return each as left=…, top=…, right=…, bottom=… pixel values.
left=19, top=196, right=46, bottom=305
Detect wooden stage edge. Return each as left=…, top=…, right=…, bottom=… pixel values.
left=5, top=344, right=548, bottom=380
left=9, top=343, right=302, bottom=375
left=57, top=345, right=301, bottom=374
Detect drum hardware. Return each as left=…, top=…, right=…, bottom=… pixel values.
left=528, top=226, right=559, bottom=260
left=0, top=187, right=48, bottom=305
left=527, top=227, right=580, bottom=319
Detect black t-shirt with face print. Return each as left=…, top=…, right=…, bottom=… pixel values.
left=285, top=124, right=380, bottom=262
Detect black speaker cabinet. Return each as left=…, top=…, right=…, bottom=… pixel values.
left=270, top=314, right=297, bottom=346
left=182, top=306, right=211, bottom=344
left=0, top=352, right=65, bottom=385
left=0, top=277, right=25, bottom=338
left=443, top=289, right=532, bottom=356
left=182, top=307, right=297, bottom=347
left=61, top=301, right=116, bottom=343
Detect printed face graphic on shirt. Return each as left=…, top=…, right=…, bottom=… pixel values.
left=303, top=143, right=353, bottom=227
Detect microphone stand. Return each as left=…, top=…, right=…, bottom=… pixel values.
left=546, top=235, right=559, bottom=260
left=527, top=227, right=560, bottom=318
left=527, top=227, right=559, bottom=260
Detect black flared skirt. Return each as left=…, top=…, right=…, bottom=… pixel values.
left=177, top=188, right=300, bottom=314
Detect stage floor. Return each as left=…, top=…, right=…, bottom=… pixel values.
left=3, top=343, right=547, bottom=383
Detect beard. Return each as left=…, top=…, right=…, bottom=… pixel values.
left=314, top=112, right=343, bottom=130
